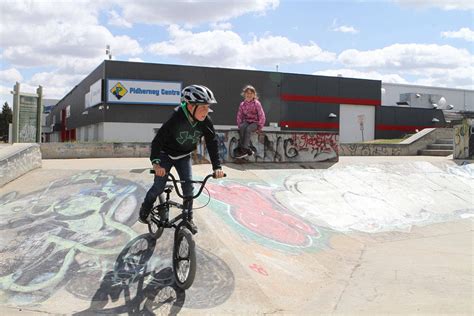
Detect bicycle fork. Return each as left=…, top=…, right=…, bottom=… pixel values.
left=182, top=198, right=197, bottom=235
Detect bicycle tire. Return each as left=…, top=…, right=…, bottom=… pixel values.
left=148, top=217, right=164, bottom=239
left=172, top=227, right=196, bottom=289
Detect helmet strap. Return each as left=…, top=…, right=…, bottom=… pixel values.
left=183, top=102, right=200, bottom=122
left=191, top=104, right=199, bottom=121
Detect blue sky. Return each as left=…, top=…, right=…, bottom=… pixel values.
left=0, top=0, right=473, bottom=107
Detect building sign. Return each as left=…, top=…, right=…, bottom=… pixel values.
left=106, top=79, right=181, bottom=105
left=90, top=79, right=102, bottom=107
left=85, top=91, right=91, bottom=109
left=18, top=95, right=38, bottom=142
left=84, top=79, right=102, bottom=109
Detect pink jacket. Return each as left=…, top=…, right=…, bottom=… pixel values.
left=236, top=99, right=266, bottom=130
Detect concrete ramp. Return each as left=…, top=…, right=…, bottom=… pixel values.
left=0, top=157, right=472, bottom=315
left=0, top=143, right=42, bottom=187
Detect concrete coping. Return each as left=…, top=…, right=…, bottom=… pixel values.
left=399, top=128, right=436, bottom=144
left=0, top=143, right=41, bottom=160
left=223, top=128, right=338, bottom=134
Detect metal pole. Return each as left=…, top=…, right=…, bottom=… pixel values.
left=36, top=86, right=43, bottom=143
left=12, top=82, right=20, bottom=143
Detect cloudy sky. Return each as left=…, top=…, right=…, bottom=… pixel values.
left=0, top=0, right=473, bottom=106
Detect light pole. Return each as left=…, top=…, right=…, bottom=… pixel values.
left=106, top=44, right=112, bottom=60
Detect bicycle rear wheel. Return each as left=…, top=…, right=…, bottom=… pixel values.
left=172, top=227, right=196, bottom=289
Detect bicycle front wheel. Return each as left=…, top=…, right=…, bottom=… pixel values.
left=172, top=227, right=196, bottom=290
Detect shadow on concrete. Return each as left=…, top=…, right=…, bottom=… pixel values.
left=74, top=234, right=186, bottom=316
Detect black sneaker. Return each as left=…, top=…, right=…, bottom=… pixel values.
left=138, top=205, right=150, bottom=224
left=245, top=148, right=254, bottom=156
left=234, top=148, right=248, bottom=159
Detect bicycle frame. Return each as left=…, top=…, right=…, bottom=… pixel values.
left=147, top=171, right=225, bottom=289
left=148, top=172, right=220, bottom=231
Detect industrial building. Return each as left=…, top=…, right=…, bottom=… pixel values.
left=46, top=60, right=471, bottom=143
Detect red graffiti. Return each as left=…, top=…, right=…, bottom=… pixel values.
left=292, top=133, right=338, bottom=153
left=249, top=263, right=268, bottom=276
left=207, top=182, right=319, bottom=247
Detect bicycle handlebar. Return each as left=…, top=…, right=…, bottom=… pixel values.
left=149, top=170, right=226, bottom=200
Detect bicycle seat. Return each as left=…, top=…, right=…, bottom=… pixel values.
left=164, top=185, right=173, bottom=193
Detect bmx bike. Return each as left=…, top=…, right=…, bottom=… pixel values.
left=147, top=171, right=224, bottom=289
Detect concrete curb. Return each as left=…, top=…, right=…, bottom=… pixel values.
left=0, top=144, right=42, bottom=187
left=340, top=128, right=453, bottom=156
left=41, top=130, right=340, bottom=163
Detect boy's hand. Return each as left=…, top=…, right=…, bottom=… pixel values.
left=153, top=164, right=166, bottom=177
left=213, top=169, right=225, bottom=178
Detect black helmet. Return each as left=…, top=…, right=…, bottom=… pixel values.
left=181, top=85, right=217, bottom=104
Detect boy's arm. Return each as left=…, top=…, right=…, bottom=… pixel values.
left=150, top=120, right=170, bottom=165
left=202, top=119, right=222, bottom=171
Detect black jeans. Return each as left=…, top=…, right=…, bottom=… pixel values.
left=142, top=152, right=193, bottom=213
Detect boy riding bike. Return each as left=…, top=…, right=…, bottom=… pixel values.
left=139, top=84, right=225, bottom=231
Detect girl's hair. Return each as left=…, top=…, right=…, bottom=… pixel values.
left=241, top=85, right=258, bottom=99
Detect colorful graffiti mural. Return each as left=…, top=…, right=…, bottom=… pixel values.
left=277, top=162, right=474, bottom=233
left=205, top=180, right=330, bottom=253
left=192, top=130, right=339, bottom=164
left=0, top=170, right=143, bottom=305
left=0, top=170, right=234, bottom=311
left=454, top=119, right=473, bottom=159
left=75, top=233, right=234, bottom=314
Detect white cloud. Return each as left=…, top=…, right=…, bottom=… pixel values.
left=333, top=25, right=359, bottom=34
left=313, top=69, right=408, bottom=83
left=441, top=27, right=474, bottom=42
left=394, top=0, right=474, bottom=10
left=0, top=1, right=142, bottom=69
left=0, top=68, right=23, bottom=84
left=107, top=10, right=133, bottom=28
left=210, top=22, right=233, bottom=30
left=29, top=71, right=85, bottom=99
left=338, top=43, right=471, bottom=70
left=331, top=19, right=359, bottom=34
left=337, top=43, right=473, bottom=89
left=113, top=0, right=279, bottom=27
left=128, top=57, right=145, bottom=62
left=148, top=25, right=336, bottom=68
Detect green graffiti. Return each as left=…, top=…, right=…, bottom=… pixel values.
left=0, top=170, right=144, bottom=302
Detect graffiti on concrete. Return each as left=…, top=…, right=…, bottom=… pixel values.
left=75, top=233, right=234, bottom=314
left=0, top=170, right=234, bottom=311
left=205, top=180, right=330, bottom=253
left=193, top=131, right=339, bottom=164
left=249, top=264, right=269, bottom=276
left=276, top=162, right=474, bottom=233
left=19, top=124, right=36, bottom=143
left=340, top=143, right=402, bottom=156
left=454, top=119, right=472, bottom=159
left=0, top=170, right=143, bottom=305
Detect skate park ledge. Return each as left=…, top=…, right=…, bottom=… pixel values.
left=0, top=143, right=42, bottom=187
